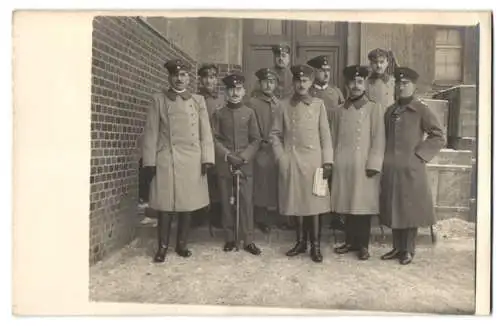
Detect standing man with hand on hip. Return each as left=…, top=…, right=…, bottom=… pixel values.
left=270, top=64, right=333, bottom=263
left=379, top=67, right=445, bottom=265
left=331, top=65, right=385, bottom=261
left=142, top=58, right=215, bottom=263
left=212, top=72, right=263, bottom=255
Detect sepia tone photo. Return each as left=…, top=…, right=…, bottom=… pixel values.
left=13, top=10, right=491, bottom=316
left=85, top=14, right=483, bottom=314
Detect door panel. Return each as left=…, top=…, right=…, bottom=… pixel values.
left=242, top=19, right=293, bottom=92
left=242, top=19, right=347, bottom=95
left=243, top=45, right=282, bottom=93
left=297, top=46, right=345, bottom=91
left=294, top=21, right=346, bottom=43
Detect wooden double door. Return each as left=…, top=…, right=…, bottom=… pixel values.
left=242, top=19, right=348, bottom=95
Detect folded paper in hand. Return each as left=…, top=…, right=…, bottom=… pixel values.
left=313, top=168, right=329, bottom=197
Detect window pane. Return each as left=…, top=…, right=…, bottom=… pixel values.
left=320, top=21, right=337, bottom=36
left=447, top=29, right=462, bottom=46
left=268, top=20, right=283, bottom=35
left=435, top=48, right=462, bottom=81
left=253, top=20, right=268, bottom=35
left=435, top=29, right=448, bottom=45
left=307, top=21, right=321, bottom=36
left=436, top=28, right=462, bottom=46
left=435, top=49, right=447, bottom=65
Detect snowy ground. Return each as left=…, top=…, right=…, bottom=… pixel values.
left=89, top=218, right=476, bottom=315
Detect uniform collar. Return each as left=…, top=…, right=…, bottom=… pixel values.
left=198, top=87, right=218, bottom=99
left=290, top=93, right=313, bottom=106
left=227, top=101, right=243, bottom=109
left=313, top=82, right=329, bottom=90
left=368, top=72, right=391, bottom=83
left=398, top=96, right=417, bottom=111
left=164, top=88, right=192, bottom=101
left=255, top=90, right=279, bottom=104
left=344, top=93, right=368, bottom=110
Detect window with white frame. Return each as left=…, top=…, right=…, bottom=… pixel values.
left=434, top=28, right=463, bottom=83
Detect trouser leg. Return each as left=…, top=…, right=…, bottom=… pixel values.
left=175, top=212, right=192, bottom=257
left=356, top=215, right=372, bottom=249
left=240, top=176, right=254, bottom=246
left=153, top=211, right=173, bottom=263
left=219, top=177, right=234, bottom=242
left=405, top=228, right=418, bottom=255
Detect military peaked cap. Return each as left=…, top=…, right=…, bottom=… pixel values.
left=307, top=55, right=330, bottom=69
left=222, top=72, right=245, bottom=88
left=395, top=67, right=420, bottom=82
left=343, top=65, right=370, bottom=80
left=272, top=43, right=291, bottom=55
left=198, top=64, right=218, bottom=77
left=255, top=68, right=279, bottom=81
left=368, top=48, right=390, bottom=61
left=290, top=64, right=314, bottom=80
left=164, top=59, right=190, bottom=74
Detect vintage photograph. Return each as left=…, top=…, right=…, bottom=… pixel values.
left=88, top=15, right=480, bottom=314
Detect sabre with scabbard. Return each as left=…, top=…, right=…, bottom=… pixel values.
left=229, top=163, right=247, bottom=251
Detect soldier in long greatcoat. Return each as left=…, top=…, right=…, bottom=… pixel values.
left=270, top=64, right=333, bottom=263
left=307, top=55, right=346, bottom=232
left=142, top=59, right=215, bottom=263
left=366, top=48, right=396, bottom=110
left=331, top=65, right=386, bottom=261
left=379, top=67, right=445, bottom=265
left=247, top=68, right=281, bottom=234
left=194, top=64, right=225, bottom=229
left=212, top=72, right=262, bottom=256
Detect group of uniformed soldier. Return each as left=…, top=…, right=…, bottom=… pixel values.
left=141, top=44, right=445, bottom=265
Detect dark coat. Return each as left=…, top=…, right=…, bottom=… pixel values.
left=309, top=83, right=345, bottom=126
left=271, top=66, right=294, bottom=99
left=247, top=91, right=281, bottom=209
left=198, top=88, right=225, bottom=118
left=379, top=97, right=446, bottom=229
left=198, top=88, right=225, bottom=203
left=212, top=104, right=262, bottom=179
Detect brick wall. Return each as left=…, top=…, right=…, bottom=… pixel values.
left=89, top=16, right=199, bottom=264
left=200, top=63, right=243, bottom=96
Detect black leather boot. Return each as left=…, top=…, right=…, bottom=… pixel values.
left=175, top=212, right=193, bottom=258
left=286, top=216, right=308, bottom=256
left=310, top=215, right=323, bottom=263
left=154, top=212, right=173, bottom=263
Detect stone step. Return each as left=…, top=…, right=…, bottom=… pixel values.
left=431, top=148, right=473, bottom=165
